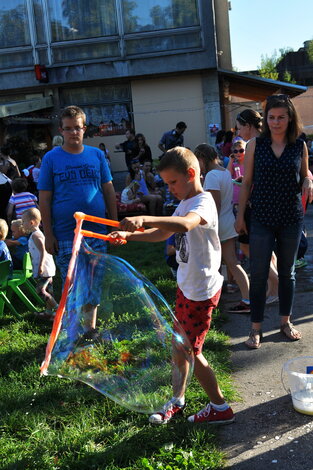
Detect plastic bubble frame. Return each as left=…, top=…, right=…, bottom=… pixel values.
left=41, top=213, right=194, bottom=414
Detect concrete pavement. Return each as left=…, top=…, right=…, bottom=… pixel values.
left=219, top=205, right=313, bottom=469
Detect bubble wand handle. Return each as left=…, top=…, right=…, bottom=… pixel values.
left=74, top=211, right=144, bottom=231
left=81, top=229, right=127, bottom=244
left=41, top=216, right=84, bottom=375
left=41, top=212, right=140, bottom=374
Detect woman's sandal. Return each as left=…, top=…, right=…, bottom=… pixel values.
left=280, top=322, right=302, bottom=341
left=245, top=329, right=263, bottom=349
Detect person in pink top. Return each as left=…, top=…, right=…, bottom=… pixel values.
left=227, top=139, right=246, bottom=214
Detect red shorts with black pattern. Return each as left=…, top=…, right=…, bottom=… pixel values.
left=175, top=287, right=221, bottom=355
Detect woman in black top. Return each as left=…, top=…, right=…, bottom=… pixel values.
left=135, top=133, right=152, bottom=165
left=235, top=95, right=313, bottom=349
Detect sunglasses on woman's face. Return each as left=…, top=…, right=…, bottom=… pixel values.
left=233, top=148, right=245, bottom=154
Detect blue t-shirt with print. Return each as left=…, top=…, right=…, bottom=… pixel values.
left=38, top=145, right=112, bottom=241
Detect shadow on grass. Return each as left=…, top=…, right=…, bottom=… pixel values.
left=2, top=417, right=221, bottom=470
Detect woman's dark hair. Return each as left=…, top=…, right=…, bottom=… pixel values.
left=261, top=95, right=302, bottom=144
left=224, top=130, right=234, bottom=144
left=135, top=133, right=146, bottom=145
left=215, top=130, right=225, bottom=144
left=194, top=144, right=219, bottom=174
left=236, top=109, right=263, bottom=132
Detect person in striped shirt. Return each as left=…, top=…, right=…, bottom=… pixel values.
left=7, top=177, right=38, bottom=225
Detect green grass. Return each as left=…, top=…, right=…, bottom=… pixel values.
left=0, top=241, right=236, bottom=470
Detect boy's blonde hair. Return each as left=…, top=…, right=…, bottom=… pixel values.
left=158, top=146, right=200, bottom=175
left=0, top=218, right=8, bottom=240
left=22, top=208, right=41, bottom=224
left=11, top=219, right=26, bottom=235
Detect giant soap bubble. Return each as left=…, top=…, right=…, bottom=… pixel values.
left=41, top=213, right=194, bottom=414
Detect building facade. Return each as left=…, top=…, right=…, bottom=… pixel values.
left=0, top=0, right=233, bottom=170
left=0, top=1, right=307, bottom=171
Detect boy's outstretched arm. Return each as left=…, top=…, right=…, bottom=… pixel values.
left=111, top=212, right=203, bottom=243
left=111, top=227, right=171, bottom=244
left=119, top=213, right=203, bottom=233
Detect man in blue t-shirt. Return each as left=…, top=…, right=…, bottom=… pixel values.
left=158, top=121, right=187, bottom=157
left=39, top=105, right=117, bottom=254
left=38, top=105, right=118, bottom=302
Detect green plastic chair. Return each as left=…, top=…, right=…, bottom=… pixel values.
left=0, top=260, right=21, bottom=318
left=7, top=252, right=45, bottom=312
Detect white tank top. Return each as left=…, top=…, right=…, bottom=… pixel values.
left=28, top=229, right=56, bottom=278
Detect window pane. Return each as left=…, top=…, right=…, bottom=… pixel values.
left=126, top=32, right=201, bottom=55
left=48, top=0, right=117, bottom=42
left=59, top=86, right=132, bottom=136
left=60, top=85, right=131, bottom=106
left=37, top=48, right=48, bottom=63
left=0, top=0, right=30, bottom=47
left=82, top=104, right=132, bottom=136
left=33, top=0, right=46, bottom=43
left=52, top=41, right=119, bottom=63
left=123, top=0, right=199, bottom=33
left=82, top=104, right=130, bottom=127
left=0, top=50, right=33, bottom=68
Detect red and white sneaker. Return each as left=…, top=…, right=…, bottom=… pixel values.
left=187, top=404, right=234, bottom=424
left=149, top=401, right=186, bottom=425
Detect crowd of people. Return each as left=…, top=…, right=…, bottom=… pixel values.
left=0, top=99, right=312, bottom=426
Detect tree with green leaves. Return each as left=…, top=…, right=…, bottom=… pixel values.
left=258, top=48, right=295, bottom=83
left=258, top=52, right=279, bottom=80
left=307, top=40, right=313, bottom=63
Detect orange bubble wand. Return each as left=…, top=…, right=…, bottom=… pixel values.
left=40, top=212, right=143, bottom=375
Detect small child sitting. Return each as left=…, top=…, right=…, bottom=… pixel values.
left=0, top=218, right=13, bottom=275
left=5, top=219, right=29, bottom=270
left=121, top=180, right=143, bottom=205
left=21, top=208, right=58, bottom=320
left=7, top=177, right=38, bottom=224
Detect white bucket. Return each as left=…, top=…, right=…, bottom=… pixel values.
left=282, top=356, right=313, bottom=415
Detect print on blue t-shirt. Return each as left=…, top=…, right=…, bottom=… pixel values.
left=38, top=145, right=112, bottom=241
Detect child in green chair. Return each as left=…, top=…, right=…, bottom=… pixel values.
left=5, top=219, right=29, bottom=270
left=0, top=218, right=13, bottom=275
left=22, top=208, right=58, bottom=320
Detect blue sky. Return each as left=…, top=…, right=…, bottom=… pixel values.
left=229, top=0, right=313, bottom=71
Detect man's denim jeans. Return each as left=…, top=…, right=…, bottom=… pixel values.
left=249, top=218, right=302, bottom=323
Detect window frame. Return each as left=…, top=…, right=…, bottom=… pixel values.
left=0, top=0, right=203, bottom=71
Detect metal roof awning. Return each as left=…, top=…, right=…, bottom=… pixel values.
left=0, top=96, right=53, bottom=118
left=218, top=69, right=307, bottom=101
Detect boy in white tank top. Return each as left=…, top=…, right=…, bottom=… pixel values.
left=22, top=208, right=58, bottom=320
